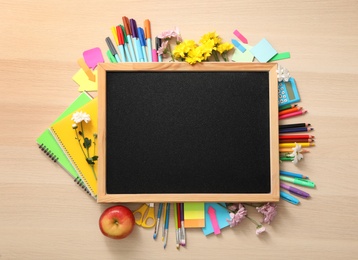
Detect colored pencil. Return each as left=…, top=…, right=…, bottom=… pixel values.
left=279, top=127, right=314, bottom=133
left=280, top=170, right=309, bottom=179
left=279, top=104, right=297, bottom=111
left=280, top=138, right=314, bottom=143
left=279, top=142, right=315, bottom=148
left=280, top=134, right=315, bottom=139
left=279, top=110, right=307, bottom=120
left=279, top=123, right=311, bottom=129
left=279, top=106, right=302, bottom=116
left=279, top=148, right=310, bottom=153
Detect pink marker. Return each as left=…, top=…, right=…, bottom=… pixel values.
left=233, top=29, right=248, bottom=44
left=152, top=49, right=158, bottom=62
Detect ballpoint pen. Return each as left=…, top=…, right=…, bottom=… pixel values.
left=130, top=18, right=142, bottom=62
left=105, top=37, right=120, bottom=63
left=144, top=19, right=152, bottom=62
left=138, top=27, right=148, bottom=62
left=280, top=183, right=310, bottom=198
left=122, top=16, right=136, bottom=62
left=116, top=26, right=126, bottom=62
left=153, top=203, right=163, bottom=240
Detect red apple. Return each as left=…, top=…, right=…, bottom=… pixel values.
left=99, top=205, right=135, bottom=239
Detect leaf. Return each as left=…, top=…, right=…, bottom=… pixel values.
left=92, top=156, right=98, bottom=161
left=86, top=158, right=95, bottom=164
left=79, top=131, right=84, bottom=136
left=83, top=138, right=92, bottom=149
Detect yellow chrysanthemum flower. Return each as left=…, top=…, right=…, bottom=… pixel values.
left=217, top=42, right=234, bottom=54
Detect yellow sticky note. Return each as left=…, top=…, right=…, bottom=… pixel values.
left=184, top=202, right=205, bottom=228
left=72, top=68, right=98, bottom=92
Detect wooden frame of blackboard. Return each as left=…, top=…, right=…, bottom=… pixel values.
left=97, top=62, right=279, bottom=203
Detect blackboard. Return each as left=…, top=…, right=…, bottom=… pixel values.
left=97, top=62, right=279, bottom=203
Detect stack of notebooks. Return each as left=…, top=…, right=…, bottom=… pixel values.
left=36, top=92, right=98, bottom=200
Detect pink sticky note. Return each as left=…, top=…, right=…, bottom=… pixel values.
left=208, top=206, right=221, bottom=235
left=233, top=29, right=248, bottom=44
left=83, top=47, right=104, bottom=69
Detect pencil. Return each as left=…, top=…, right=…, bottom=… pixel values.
left=279, top=134, right=315, bottom=139
left=280, top=148, right=310, bottom=153
left=279, top=104, right=297, bottom=111
left=280, top=170, right=309, bottom=179
left=280, top=138, right=314, bottom=143
left=279, top=106, right=302, bottom=116
left=279, top=110, right=307, bottom=120
left=279, top=127, right=314, bottom=133
left=279, top=142, right=315, bottom=148
left=279, top=123, right=311, bottom=129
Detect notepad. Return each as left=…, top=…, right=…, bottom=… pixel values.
left=184, top=202, right=205, bottom=228
left=50, top=97, right=98, bottom=198
left=202, top=203, right=231, bottom=235
left=37, top=92, right=93, bottom=195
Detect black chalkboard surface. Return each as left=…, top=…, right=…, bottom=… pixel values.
left=97, top=63, right=279, bottom=203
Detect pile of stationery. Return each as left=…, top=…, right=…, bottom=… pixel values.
left=37, top=15, right=316, bottom=247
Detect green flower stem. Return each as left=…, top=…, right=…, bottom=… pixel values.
left=74, top=127, right=88, bottom=161
left=246, top=215, right=260, bottom=227
left=213, top=51, right=220, bottom=61
left=90, top=164, right=97, bottom=181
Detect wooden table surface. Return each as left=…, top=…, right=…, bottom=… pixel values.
left=1, top=0, right=358, bottom=259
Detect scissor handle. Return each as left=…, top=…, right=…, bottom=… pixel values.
left=133, top=204, right=148, bottom=226
left=141, top=205, right=156, bottom=228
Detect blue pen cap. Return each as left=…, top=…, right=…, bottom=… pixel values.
left=138, top=27, right=146, bottom=46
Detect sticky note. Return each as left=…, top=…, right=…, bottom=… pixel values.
left=72, top=68, right=98, bottom=92
left=233, top=29, right=248, bottom=44
left=231, top=39, right=246, bottom=53
left=184, top=202, right=205, bottom=228
left=269, top=52, right=291, bottom=62
left=83, top=47, right=104, bottom=69
left=231, top=43, right=254, bottom=62
left=250, top=38, right=277, bottom=63
left=202, top=203, right=230, bottom=236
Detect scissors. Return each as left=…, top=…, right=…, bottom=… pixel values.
left=133, top=203, right=156, bottom=228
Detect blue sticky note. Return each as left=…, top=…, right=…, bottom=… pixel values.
left=231, top=39, right=246, bottom=53
left=250, top=38, right=277, bottom=63
left=202, top=203, right=231, bottom=236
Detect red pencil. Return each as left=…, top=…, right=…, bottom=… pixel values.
left=279, top=134, right=315, bottom=139
left=279, top=110, right=307, bottom=120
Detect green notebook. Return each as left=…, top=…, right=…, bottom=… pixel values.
left=36, top=91, right=93, bottom=196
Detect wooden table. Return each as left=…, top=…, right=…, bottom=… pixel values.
left=1, top=0, right=357, bottom=259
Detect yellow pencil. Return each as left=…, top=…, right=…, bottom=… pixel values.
left=279, top=142, right=315, bottom=148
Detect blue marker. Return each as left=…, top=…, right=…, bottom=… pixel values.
left=280, top=170, right=309, bottom=179
left=138, top=27, right=148, bottom=62
left=280, top=191, right=300, bottom=205
left=105, top=37, right=121, bottom=62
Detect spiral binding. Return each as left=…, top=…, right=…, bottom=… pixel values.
left=38, top=143, right=59, bottom=162
left=74, top=176, right=92, bottom=196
